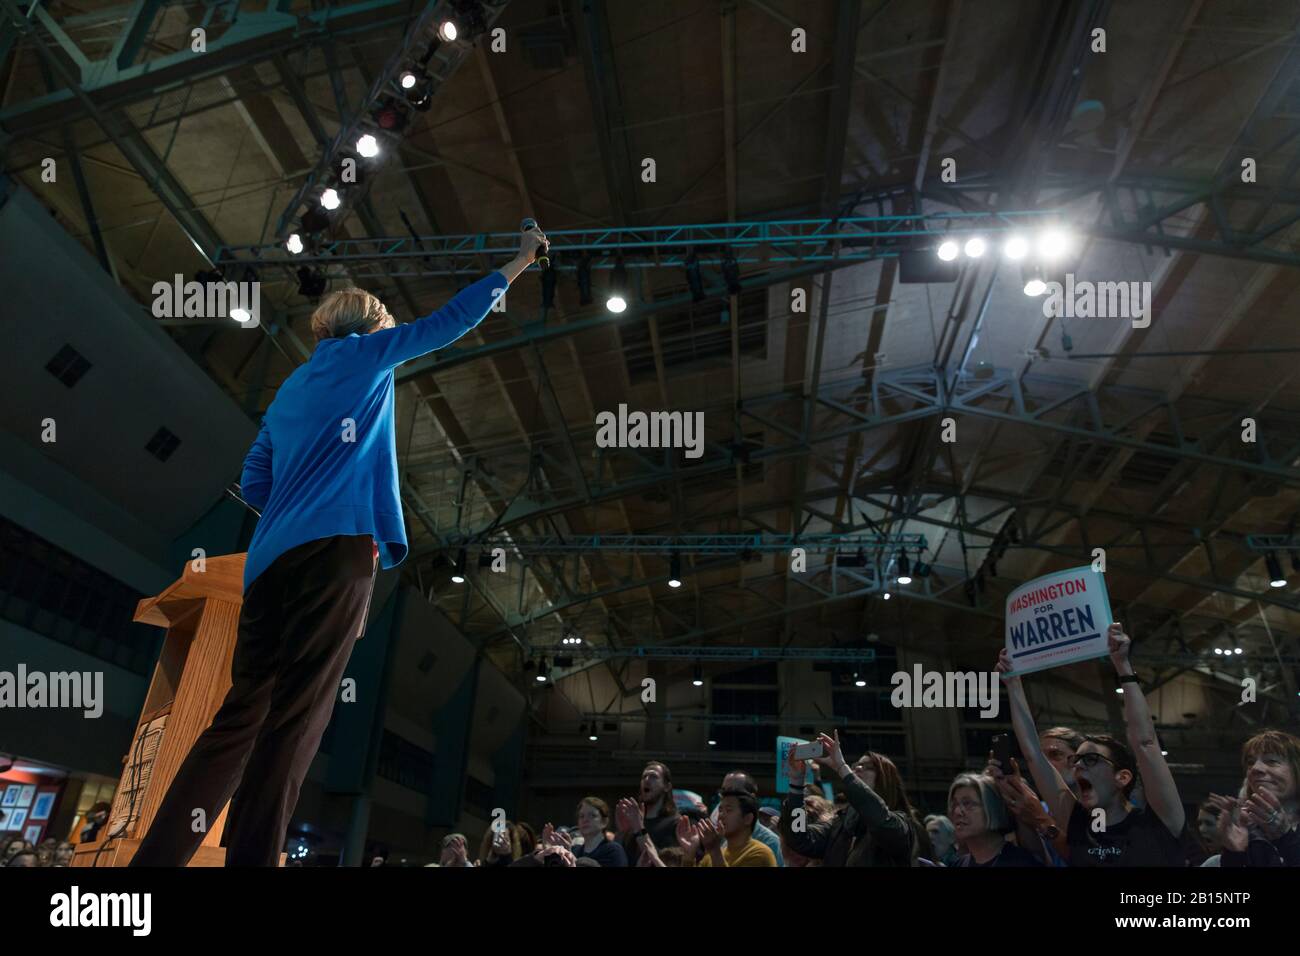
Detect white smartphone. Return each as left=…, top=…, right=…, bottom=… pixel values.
left=792, top=741, right=824, bottom=760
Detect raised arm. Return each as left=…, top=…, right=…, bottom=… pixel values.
left=779, top=751, right=834, bottom=859
left=997, top=648, right=1076, bottom=831
left=239, top=419, right=273, bottom=510
left=813, top=732, right=910, bottom=854
left=1109, top=623, right=1184, bottom=837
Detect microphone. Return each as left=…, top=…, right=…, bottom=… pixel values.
left=520, top=217, right=550, bottom=269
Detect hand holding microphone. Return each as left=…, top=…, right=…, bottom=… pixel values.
left=520, top=217, right=550, bottom=268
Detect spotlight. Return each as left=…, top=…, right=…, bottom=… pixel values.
left=400, top=71, right=419, bottom=90
left=707, top=739, right=717, bottom=746
left=882, top=591, right=891, bottom=601
left=577, top=252, right=593, bottom=306
left=320, top=188, right=341, bottom=211
left=1037, top=229, right=1070, bottom=261
left=684, top=249, right=705, bottom=302
left=937, top=239, right=959, bottom=261
left=1266, top=552, right=1287, bottom=588
left=286, top=233, right=304, bottom=255
left=356, top=134, right=380, bottom=158
left=853, top=672, right=866, bottom=688
left=1115, top=687, right=1124, bottom=694
left=230, top=307, right=252, bottom=324
left=606, top=257, right=629, bottom=313
left=896, top=552, right=912, bottom=585
left=536, top=658, right=549, bottom=682
left=1003, top=235, right=1028, bottom=260
left=668, top=553, right=682, bottom=589
left=692, top=664, right=703, bottom=687
left=964, top=237, right=986, bottom=258
left=589, top=732, right=598, bottom=741
left=1214, top=648, right=1223, bottom=655
left=451, top=547, right=466, bottom=584
left=720, top=254, right=742, bottom=295
left=296, top=266, right=328, bottom=299
left=437, top=18, right=459, bottom=42
left=1024, top=278, right=1046, bottom=296
left=1234, top=647, right=1244, bottom=655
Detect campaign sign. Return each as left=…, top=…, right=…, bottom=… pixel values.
left=775, top=736, right=817, bottom=794
left=1004, top=566, right=1112, bottom=676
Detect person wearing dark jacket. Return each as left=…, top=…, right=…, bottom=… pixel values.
left=779, top=731, right=916, bottom=866
left=616, top=761, right=680, bottom=857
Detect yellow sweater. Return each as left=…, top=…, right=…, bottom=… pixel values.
left=696, top=837, right=777, bottom=867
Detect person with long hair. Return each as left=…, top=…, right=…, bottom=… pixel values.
left=996, top=623, right=1188, bottom=866
left=616, top=761, right=680, bottom=857
left=1208, top=729, right=1300, bottom=866
left=778, top=730, right=916, bottom=866
left=477, top=820, right=528, bottom=867
left=947, top=773, right=1043, bottom=867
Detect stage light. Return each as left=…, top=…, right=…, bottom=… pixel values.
left=1037, top=229, right=1070, bottom=261
left=1214, top=648, right=1223, bottom=655
left=964, top=237, right=986, bottom=258
left=720, top=254, right=742, bottom=295
left=577, top=253, right=593, bottom=306
left=708, top=739, right=717, bottom=746
left=668, top=552, right=682, bottom=588
left=451, top=547, right=466, bottom=584
left=1115, top=687, right=1124, bottom=694
left=607, top=257, right=629, bottom=313
left=1266, top=552, right=1287, bottom=588
left=685, top=250, right=705, bottom=302
left=853, top=672, right=866, bottom=688
left=1003, top=235, right=1028, bottom=260
left=400, top=71, right=419, bottom=90
left=437, top=18, right=459, bottom=42
left=589, top=732, right=598, bottom=741
left=692, top=664, right=703, bottom=687
left=356, top=134, right=380, bottom=158
left=1024, top=277, right=1046, bottom=296
left=937, top=240, right=959, bottom=261
left=320, top=188, right=341, bottom=211
left=1234, top=647, right=1244, bottom=655
left=882, top=591, right=891, bottom=601
left=896, top=552, right=912, bottom=585
left=230, top=307, right=251, bottom=324
left=536, top=658, right=549, bottom=682
left=296, top=266, right=327, bottom=299
left=286, top=233, right=304, bottom=255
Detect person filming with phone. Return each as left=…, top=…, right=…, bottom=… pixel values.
left=778, top=730, right=917, bottom=867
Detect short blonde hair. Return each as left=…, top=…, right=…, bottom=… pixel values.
left=311, top=288, right=391, bottom=341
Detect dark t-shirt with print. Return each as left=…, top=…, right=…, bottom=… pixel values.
left=1067, top=803, right=1186, bottom=867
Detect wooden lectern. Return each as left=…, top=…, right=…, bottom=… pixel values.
left=73, top=553, right=249, bottom=867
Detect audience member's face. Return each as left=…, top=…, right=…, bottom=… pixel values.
left=850, top=759, right=877, bottom=790
left=54, top=845, right=75, bottom=865
left=927, top=819, right=955, bottom=857
left=716, top=796, right=751, bottom=839
left=949, top=786, right=988, bottom=842
left=3, top=841, right=24, bottom=861
left=641, top=768, right=667, bottom=806
left=8, top=852, right=38, bottom=867
left=1041, top=736, right=1077, bottom=781
left=1247, top=751, right=1297, bottom=803
left=1072, top=742, right=1126, bottom=810
left=577, top=803, right=605, bottom=839
left=1196, top=810, right=1221, bottom=849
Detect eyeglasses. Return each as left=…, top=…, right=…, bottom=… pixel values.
left=949, top=799, right=983, bottom=814
left=1068, top=752, right=1117, bottom=769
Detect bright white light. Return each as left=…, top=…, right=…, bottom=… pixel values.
left=1234, top=647, right=1244, bottom=655
left=854, top=679, right=867, bottom=687
left=964, top=237, right=986, bottom=258
left=1003, top=235, right=1028, bottom=260
left=1214, top=648, right=1223, bottom=655
left=400, top=71, right=418, bottom=90
left=1023, top=278, right=1047, bottom=297
left=606, top=295, right=627, bottom=314
left=588, top=734, right=597, bottom=741
left=437, top=19, right=458, bottom=42
left=937, top=240, right=959, bottom=261
left=451, top=572, right=465, bottom=584
left=1037, top=229, right=1070, bottom=261
left=1161, top=750, right=1168, bottom=756
left=1270, top=576, right=1287, bottom=588
left=286, top=233, right=304, bottom=255
left=692, top=679, right=703, bottom=687
left=1116, top=687, right=1124, bottom=694
left=356, top=134, right=379, bottom=158
left=320, top=188, right=341, bottom=210
left=668, top=577, right=682, bottom=588
left=535, top=674, right=546, bottom=682
left=230, top=307, right=251, bottom=324
left=707, top=739, right=717, bottom=746
left=882, top=592, right=891, bottom=601
left=897, top=574, right=913, bottom=585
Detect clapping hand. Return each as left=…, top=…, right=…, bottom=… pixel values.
left=616, top=797, right=645, bottom=834
left=1207, top=794, right=1249, bottom=853
left=676, top=814, right=701, bottom=856
left=695, top=817, right=722, bottom=854
left=1241, top=789, right=1291, bottom=841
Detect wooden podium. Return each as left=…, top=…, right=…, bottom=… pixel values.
left=73, top=553, right=248, bottom=867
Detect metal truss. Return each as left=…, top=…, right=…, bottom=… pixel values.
left=216, top=208, right=1055, bottom=278
left=0, top=0, right=415, bottom=143
left=437, top=532, right=926, bottom=553
left=1246, top=535, right=1300, bottom=552
left=526, top=645, right=878, bottom=662
left=577, top=713, right=883, bottom=727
